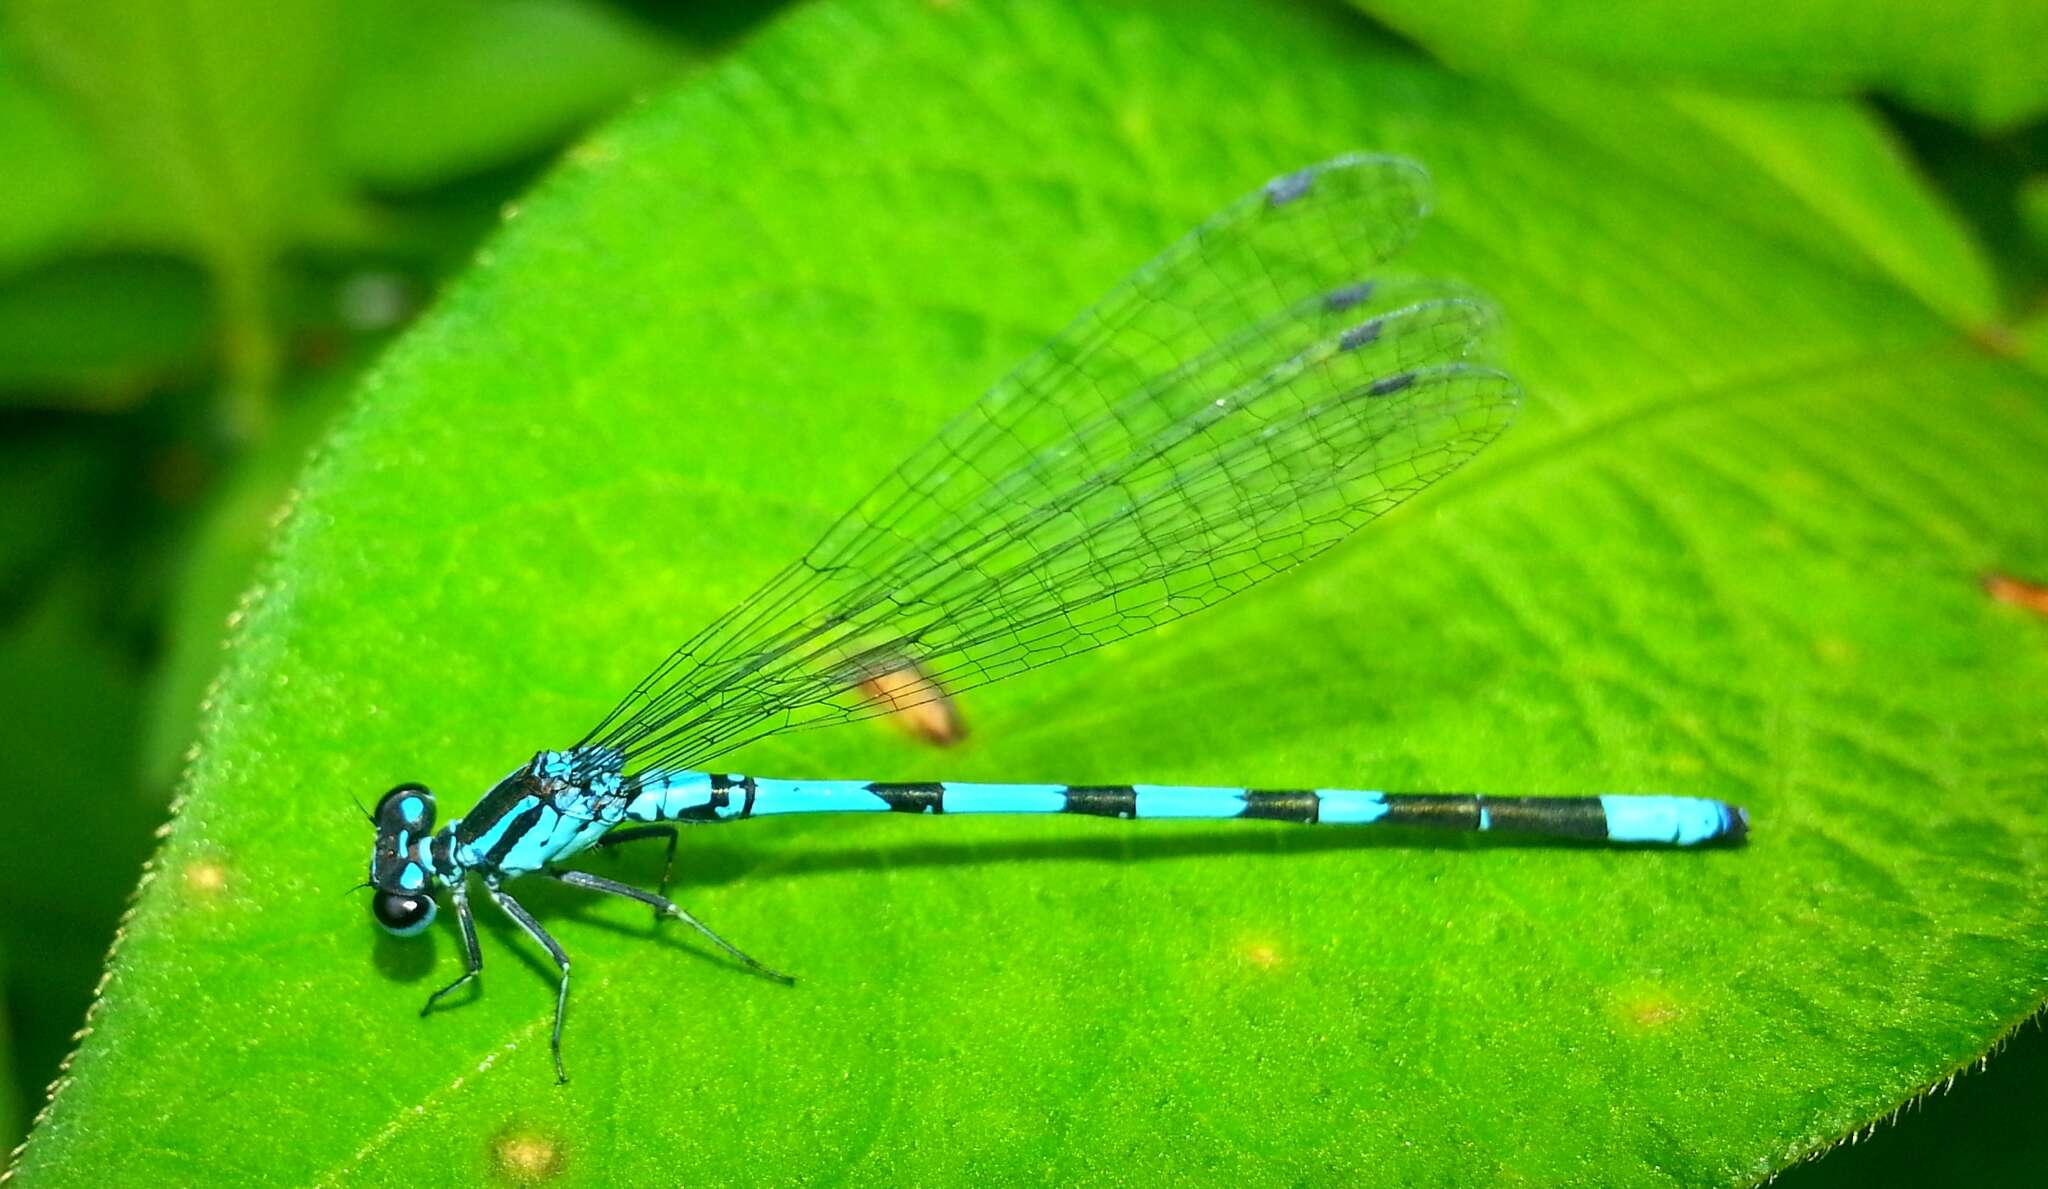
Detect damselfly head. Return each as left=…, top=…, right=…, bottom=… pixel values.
left=368, top=782, right=441, bottom=937
left=375, top=782, right=436, bottom=835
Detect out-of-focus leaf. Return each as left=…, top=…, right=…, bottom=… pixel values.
left=1355, top=0, right=2048, bottom=131
left=1439, top=73, right=2003, bottom=328
left=0, top=40, right=107, bottom=272
left=2021, top=309, right=2048, bottom=371
left=0, top=0, right=680, bottom=431
left=0, top=257, right=213, bottom=404
left=4, top=0, right=352, bottom=260
left=0, top=424, right=168, bottom=1157
left=0, top=943, right=19, bottom=1151
left=6, top=0, right=354, bottom=433
left=1656, top=91, right=2003, bottom=327
left=2024, top=173, right=2048, bottom=273
left=141, top=362, right=362, bottom=790
left=1879, top=109, right=2048, bottom=322
left=12, top=0, right=2048, bottom=1184
left=0, top=583, right=153, bottom=1160
left=337, top=0, right=677, bottom=191
left=0, top=429, right=116, bottom=596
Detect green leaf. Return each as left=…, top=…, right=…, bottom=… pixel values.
left=1775, top=1016, right=2048, bottom=1187
left=15, top=0, right=2048, bottom=1183
left=1354, top=0, right=2048, bottom=132
left=336, top=0, right=678, bottom=191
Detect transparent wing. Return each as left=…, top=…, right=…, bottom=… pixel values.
left=581, top=154, right=1521, bottom=776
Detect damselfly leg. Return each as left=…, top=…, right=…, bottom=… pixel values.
left=420, top=879, right=482, bottom=1014
left=485, top=882, right=573, bottom=1083
left=547, top=868, right=793, bottom=987
left=590, top=824, right=680, bottom=909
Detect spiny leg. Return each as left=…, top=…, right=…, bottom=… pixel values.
left=547, top=868, right=794, bottom=986
left=590, top=824, right=679, bottom=906
left=421, top=879, right=482, bottom=1015
left=483, top=882, right=574, bottom=1084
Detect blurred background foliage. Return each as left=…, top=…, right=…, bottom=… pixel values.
left=0, top=0, right=2041, bottom=1178
left=0, top=0, right=781, bottom=1152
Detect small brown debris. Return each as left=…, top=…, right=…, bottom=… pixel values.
left=1984, top=573, right=2048, bottom=617
left=858, top=661, right=967, bottom=746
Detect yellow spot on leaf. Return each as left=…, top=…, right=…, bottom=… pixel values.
left=1242, top=940, right=1282, bottom=970
left=493, top=1128, right=564, bottom=1184
left=183, top=861, right=228, bottom=897
left=1615, top=990, right=1684, bottom=1030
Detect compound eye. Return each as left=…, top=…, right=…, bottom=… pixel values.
left=375, top=783, right=435, bottom=832
left=372, top=890, right=437, bottom=937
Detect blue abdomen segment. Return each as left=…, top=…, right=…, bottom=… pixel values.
left=1598, top=794, right=1747, bottom=846
left=622, top=772, right=1746, bottom=846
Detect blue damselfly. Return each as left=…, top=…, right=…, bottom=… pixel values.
left=365, top=155, right=1747, bottom=1081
